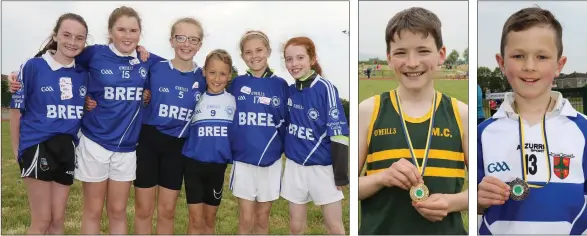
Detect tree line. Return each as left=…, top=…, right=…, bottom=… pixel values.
left=359, top=47, right=469, bottom=67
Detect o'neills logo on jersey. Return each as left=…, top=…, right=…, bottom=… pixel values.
left=552, top=153, right=574, bottom=179
left=373, top=128, right=396, bottom=136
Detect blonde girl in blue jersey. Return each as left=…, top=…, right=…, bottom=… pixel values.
left=228, top=30, right=289, bottom=234
left=9, top=13, right=89, bottom=235
left=282, top=37, right=349, bottom=235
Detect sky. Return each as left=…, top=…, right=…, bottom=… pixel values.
left=1, top=1, right=350, bottom=98
left=478, top=1, right=587, bottom=74
left=359, top=1, right=469, bottom=61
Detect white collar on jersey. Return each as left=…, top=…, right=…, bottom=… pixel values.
left=108, top=43, right=138, bottom=58
left=308, top=74, right=323, bottom=88
left=494, top=91, right=578, bottom=119
left=167, top=60, right=199, bottom=73
left=42, top=50, right=75, bottom=71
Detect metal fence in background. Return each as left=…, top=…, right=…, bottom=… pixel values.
left=481, top=87, right=586, bottom=118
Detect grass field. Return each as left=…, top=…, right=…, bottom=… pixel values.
left=358, top=79, right=469, bottom=232
left=0, top=121, right=349, bottom=234
left=359, top=79, right=469, bottom=104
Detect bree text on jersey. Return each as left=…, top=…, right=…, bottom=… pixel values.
left=158, top=104, right=193, bottom=122
left=238, top=112, right=275, bottom=127
left=104, top=87, right=143, bottom=101
left=288, top=123, right=314, bottom=141
left=47, top=105, right=84, bottom=119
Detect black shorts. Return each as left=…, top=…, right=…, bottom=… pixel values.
left=184, top=158, right=227, bottom=206
left=134, top=125, right=186, bottom=190
left=18, top=134, right=76, bottom=186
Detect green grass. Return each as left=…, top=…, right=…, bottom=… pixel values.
left=1, top=121, right=349, bottom=234
left=359, top=79, right=469, bottom=104
left=358, top=79, right=469, bottom=232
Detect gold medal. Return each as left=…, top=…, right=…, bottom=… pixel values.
left=410, top=183, right=430, bottom=202
left=395, top=90, right=437, bottom=200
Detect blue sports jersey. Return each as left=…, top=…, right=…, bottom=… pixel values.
left=76, top=44, right=161, bottom=152
left=11, top=51, right=88, bottom=158
left=285, top=74, right=349, bottom=166
left=142, top=60, right=206, bottom=138
left=227, top=70, right=289, bottom=166
left=182, top=91, right=236, bottom=164
left=478, top=92, right=587, bottom=235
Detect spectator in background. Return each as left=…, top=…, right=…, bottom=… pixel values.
left=366, top=67, right=372, bottom=80
left=489, top=99, right=497, bottom=116
left=477, top=84, right=485, bottom=125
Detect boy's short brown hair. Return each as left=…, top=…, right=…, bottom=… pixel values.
left=500, top=6, right=563, bottom=59
left=385, top=7, right=443, bottom=54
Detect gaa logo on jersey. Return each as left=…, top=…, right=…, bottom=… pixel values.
left=139, top=67, right=147, bottom=79
left=79, top=85, right=87, bottom=97
left=329, top=107, right=340, bottom=120
left=307, top=108, right=319, bottom=121
left=287, top=98, right=293, bottom=107
left=271, top=96, right=280, bottom=107
left=225, top=106, right=235, bottom=116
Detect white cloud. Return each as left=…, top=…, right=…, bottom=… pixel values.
left=478, top=1, right=587, bottom=74
left=359, top=1, right=469, bottom=60
left=1, top=1, right=350, bottom=98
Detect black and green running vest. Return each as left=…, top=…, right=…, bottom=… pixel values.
left=359, top=90, right=467, bottom=235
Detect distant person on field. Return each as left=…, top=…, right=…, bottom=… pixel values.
left=477, top=84, right=485, bottom=124
left=366, top=67, right=372, bottom=79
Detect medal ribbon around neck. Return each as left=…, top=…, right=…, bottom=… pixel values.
left=516, top=98, right=552, bottom=188
left=395, top=90, right=437, bottom=177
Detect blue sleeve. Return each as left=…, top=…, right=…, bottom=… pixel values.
left=477, top=127, right=485, bottom=185
left=10, top=61, right=34, bottom=111
left=578, top=115, right=587, bottom=194
left=477, top=119, right=497, bottom=185
left=146, top=52, right=166, bottom=69
left=75, top=45, right=101, bottom=68
left=325, top=85, right=349, bottom=137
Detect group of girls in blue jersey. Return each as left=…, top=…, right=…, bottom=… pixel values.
left=8, top=5, right=348, bottom=235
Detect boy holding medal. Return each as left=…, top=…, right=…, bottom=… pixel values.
left=358, top=7, right=469, bottom=235
left=477, top=6, right=587, bottom=235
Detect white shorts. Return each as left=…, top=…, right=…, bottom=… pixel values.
left=74, top=132, right=137, bottom=182
left=229, top=158, right=283, bottom=202
left=281, top=158, right=344, bottom=206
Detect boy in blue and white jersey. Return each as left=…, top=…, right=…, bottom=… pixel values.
left=182, top=49, right=235, bottom=234
left=12, top=50, right=88, bottom=186
left=477, top=7, right=587, bottom=235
